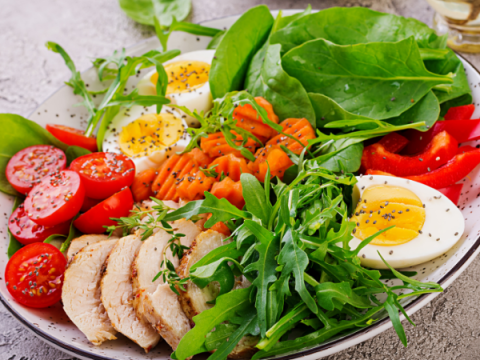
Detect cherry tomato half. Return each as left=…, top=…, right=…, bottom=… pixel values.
left=24, top=170, right=85, bottom=226
left=74, top=187, right=134, bottom=234
left=6, top=145, right=67, bottom=195
left=70, top=152, right=135, bottom=199
left=80, top=196, right=102, bottom=213
left=8, top=204, right=70, bottom=245
left=46, top=124, right=98, bottom=152
left=5, top=242, right=67, bottom=308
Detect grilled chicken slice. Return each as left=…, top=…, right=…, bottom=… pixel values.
left=62, top=239, right=119, bottom=346
left=177, top=230, right=257, bottom=358
left=101, top=234, right=160, bottom=352
left=67, top=234, right=118, bottom=261
left=132, top=219, right=200, bottom=350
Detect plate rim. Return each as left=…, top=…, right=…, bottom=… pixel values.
left=1, top=11, right=480, bottom=360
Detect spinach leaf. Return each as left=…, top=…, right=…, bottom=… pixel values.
left=44, top=216, right=79, bottom=253
left=282, top=37, right=453, bottom=120
left=270, top=7, right=446, bottom=55
left=209, top=5, right=273, bottom=99
left=207, top=30, right=225, bottom=50
left=0, top=114, right=68, bottom=196
left=7, top=197, right=23, bottom=258
left=312, top=143, right=364, bottom=173
left=173, top=286, right=252, bottom=360
left=248, top=44, right=316, bottom=126
left=241, top=173, right=272, bottom=226
left=65, top=146, right=91, bottom=166
left=119, top=0, right=191, bottom=26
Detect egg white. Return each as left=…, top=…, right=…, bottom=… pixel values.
left=102, top=105, right=190, bottom=174
left=137, top=49, right=215, bottom=127
left=350, top=175, right=465, bottom=269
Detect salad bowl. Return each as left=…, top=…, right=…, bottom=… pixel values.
left=1, top=10, right=480, bottom=360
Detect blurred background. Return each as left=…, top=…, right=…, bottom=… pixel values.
left=1, top=0, right=480, bottom=359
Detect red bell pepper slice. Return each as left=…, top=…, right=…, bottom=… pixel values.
left=361, top=131, right=458, bottom=176
left=403, top=119, right=480, bottom=155
left=405, top=149, right=480, bottom=189
left=364, top=170, right=464, bottom=205
left=438, top=184, right=463, bottom=205
left=444, top=104, right=475, bottom=120
left=377, top=132, right=409, bottom=154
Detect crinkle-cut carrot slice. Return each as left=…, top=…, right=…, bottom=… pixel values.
left=233, top=96, right=279, bottom=142
left=248, top=145, right=293, bottom=182
left=152, top=154, right=191, bottom=201
left=131, top=168, right=158, bottom=202
left=266, top=118, right=315, bottom=153
left=176, top=170, right=215, bottom=201
left=167, top=159, right=197, bottom=201
left=200, top=131, right=257, bottom=158
left=206, top=214, right=231, bottom=237
left=188, top=147, right=213, bottom=168
left=211, top=176, right=245, bottom=210
left=209, top=154, right=252, bottom=182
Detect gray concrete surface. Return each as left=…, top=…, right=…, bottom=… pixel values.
left=1, top=0, right=480, bottom=359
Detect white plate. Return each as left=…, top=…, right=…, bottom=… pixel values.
left=1, top=10, right=480, bottom=360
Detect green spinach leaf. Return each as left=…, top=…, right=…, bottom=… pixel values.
left=119, top=0, right=191, bottom=26
left=209, top=5, right=273, bottom=99
left=7, top=197, right=23, bottom=258
left=282, top=37, right=452, bottom=120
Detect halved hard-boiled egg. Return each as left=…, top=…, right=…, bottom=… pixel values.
left=102, top=105, right=190, bottom=174
left=350, top=175, right=465, bottom=269
left=137, top=50, right=215, bottom=127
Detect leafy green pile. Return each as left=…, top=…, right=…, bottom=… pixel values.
left=159, top=167, right=442, bottom=359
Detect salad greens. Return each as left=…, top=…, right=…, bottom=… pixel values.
left=161, top=165, right=442, bottom=360
left=209, top=5, right=274, bottom=99
left=7, top=197, right=23, bottom=258
left=119, top=0, right=191, bottom=26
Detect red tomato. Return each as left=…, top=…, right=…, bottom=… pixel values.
left=69, top=152, right=135, bottom=199
left=8, top=204, right=70, bottom=245
left=5, top=243, right=67, bottom=308
left=46, top=124, right=97, bottom=152
left=24, top=170, right=85, bottom=226
left=80, top=196, right=103, bottom=212
left=74, top=187, right=134, bottom=234
left=6, top=145, right=67, bottom=195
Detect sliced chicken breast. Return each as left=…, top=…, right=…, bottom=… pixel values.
left=67, top=234, right=118, bottom=261
left=101, top=234, right=160, bottom=352
left=177, top=230, right=257, bottom=358
left=62, top=239, right=119, bottom=346
left=132, top=219, right=200, bottom=350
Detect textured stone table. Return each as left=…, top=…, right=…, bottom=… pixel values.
left=1, top=0, right=480, bottom=359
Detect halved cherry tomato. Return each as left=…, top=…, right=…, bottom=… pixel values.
left=80, top=197, right=103, bottom=213
left=69, top=152, right=135, bottom=199
left=24, top=170, right=85, bottom=226
left=46, top=124, right=97, bottom=152
left=8, top=204, right=70, bottom=245
left=74, top=187, right=134, bottom=234
left=6, top=145, right=67, bottom=195
left=5, top=242, right=67, bottom=308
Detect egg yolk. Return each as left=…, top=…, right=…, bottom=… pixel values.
left=118, top=113, right=184, bottom=158
left=150, top=60, right=210, bottom=95
left=350, top=185, right=426, bottom=246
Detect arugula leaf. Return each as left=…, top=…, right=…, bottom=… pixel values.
left=243, top=220, right=279, bottom=337
left=106, top=89, right=170, bottom=108
left=7, top=197, right=23, bottom=258
left=202, top=192, right=250, bottom=228
left=0, top=114, right=68, bottom=196
left=92, top=48, right=126, bottom=81
left=241, top=173, right=272, bottom=227
left=282, top=37, right=452, bottom=120
left=190, top=258, right=237, bottom=296
left=191, top=241, right=250, bottom=272
left=314, top=282, right=372, bottom=311
left=173, top=287, right=252, bottom=360
left=384, top=293, right=407, bottom=347
left=209, top=5, right=274, bottom=99
left=204, top=323, right=239, bottom=351
left=119, top=0, right=191, bottom=26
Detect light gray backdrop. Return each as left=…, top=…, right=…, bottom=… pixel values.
left=0, top=0, right=479, bottom=359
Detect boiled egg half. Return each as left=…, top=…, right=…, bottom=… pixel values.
left=137, top=50, right=215, bottom=127
left=349, top=175, right=465, bottom=269
left=102, top=105, right=190, bottom=174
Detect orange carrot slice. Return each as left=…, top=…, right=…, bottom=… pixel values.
left=210, top=154, right=252, bottom=182
left=176, top=170, right=215, bottom=201
left=266, top=118, right=316, bottom=153
left=200, top=131, right=257, bottom=158
left=207, top=214, right=231, bottom=237
left=248, top=146, right=293, bottom=182
left=233, top=96, right=279, bottom=142
left=131, top=168, right=158, bottom=202
left=211, top=177, right=245, bottom=209
left=188, top=148, right=213, bottom=168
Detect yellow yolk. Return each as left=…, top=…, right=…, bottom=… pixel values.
left=350, top=185, right=426, bottom=246
left=150, top=60, right=210, bottom=95
left=118, top=113, right=184, bottom=158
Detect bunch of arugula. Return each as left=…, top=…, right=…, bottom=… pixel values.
left=151, top=165, right=443, bottom=360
